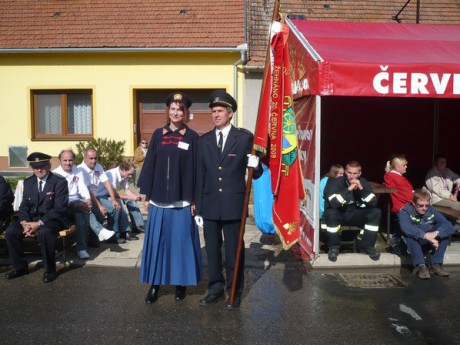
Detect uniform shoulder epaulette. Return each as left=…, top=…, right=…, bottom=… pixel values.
left=237, top=127, right=253, bottom=134
left=24, top=175, right=34, bottom=182
left=51, top=171, right=66, bottom=180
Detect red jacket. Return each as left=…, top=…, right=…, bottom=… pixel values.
left=383, top=171, right=413, bottom=213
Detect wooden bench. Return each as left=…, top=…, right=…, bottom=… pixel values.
left=433, top=205, right=460, bottom=223
left=3, top=214, right=77, bottom=266
left=433, top=205, right=460, bottom=243
left=56, top=225, right=77, bottom=266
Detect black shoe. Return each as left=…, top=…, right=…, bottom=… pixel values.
left=175, top=286, right=187, bottom=301
left=5, top=266, right=29, bottom=280
left=364, top=247, right=381, bottom=261
left=224, top=296, right=241, bottom=310
left=132, top=226, right=145, bottom=234
left=117, top=238, right=127, bottom=244
left=199, top=292, right=224, bottom=306
left=145, top=285, right=160, bottom=304
left=125, top=232, right=139, bottom=241
left=328, top=247, right=339, bottom=262
left=43, top=272, right=56, bottom=284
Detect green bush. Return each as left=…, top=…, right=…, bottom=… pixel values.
left=75, top=137, right=126, bottom=169
left=5, top=176, right=25, bottom=191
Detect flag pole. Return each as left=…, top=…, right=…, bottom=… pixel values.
left=229, top=0, right=281, bottom=306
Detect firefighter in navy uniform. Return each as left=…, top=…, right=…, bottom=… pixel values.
left=194, top=90, right=261, bottom=309
left=323, top=160, right=381, bottom=262
left=4, top=152, right=69, bottom=283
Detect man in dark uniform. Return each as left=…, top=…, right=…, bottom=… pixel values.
left=323, top=160, right=381, bottom=262
left=5, top=152, right=69, bottom=283
left=195, top=90, right=261, bottom=309
left=0, top=174, right=14, bottom=232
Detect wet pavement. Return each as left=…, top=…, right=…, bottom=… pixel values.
left=0, top=263, right=459, bottom=345
left=1, top=202, right=460, bottom=344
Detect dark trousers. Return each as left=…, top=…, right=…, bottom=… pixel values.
left=203, top=219, right=244, bottom=297
left=5, top=219, right=62, bottom=273
left=405, top=235, right=450, bottom=267
left=325, top=207, right=381, bottom=249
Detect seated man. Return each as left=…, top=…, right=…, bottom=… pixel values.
left=0, top=174, right=14, bottom=232
left=425, top=155, right=460, bottom=211
left=53, top=149, right=115, bottom=259
left=5, top=152, right=68, bottom=283
left=97, top=162, right=143, bottom=239
left=78, top=148, right=125, bottom=245
left=398, top=189, right=454, bottom=279
left=323, top=160, right=381, bottom=262
left=105, top=162, right=145, bottom=233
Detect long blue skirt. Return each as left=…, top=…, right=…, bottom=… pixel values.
left=140, top=204, right=203, bottom=286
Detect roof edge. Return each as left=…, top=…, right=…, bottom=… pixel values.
left=0, top=47, right=247, bottom=54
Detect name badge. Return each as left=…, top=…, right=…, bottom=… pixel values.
left=178, top=141, right=189, bottom=150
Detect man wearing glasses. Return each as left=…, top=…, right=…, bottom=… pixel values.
left=398, top=188, right=454, bottom=279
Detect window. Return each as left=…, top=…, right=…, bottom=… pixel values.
left=8, top=146, right=28, bottom=168
left=32, top=90, right=93, bottom=139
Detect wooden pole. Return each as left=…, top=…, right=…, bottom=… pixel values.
left=229, top=0, right=280, bottom=305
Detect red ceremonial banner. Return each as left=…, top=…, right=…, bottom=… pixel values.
left=254, top=21, right=306, bottom=249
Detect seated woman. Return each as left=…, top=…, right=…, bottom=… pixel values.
left=319, top=164, right=344, bottom=219
left=383, top=154, right=414, bottom=214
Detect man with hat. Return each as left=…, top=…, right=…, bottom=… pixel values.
left=5, top=152, right=69, bottom=283
left=195, top=90, right=261, bottom=309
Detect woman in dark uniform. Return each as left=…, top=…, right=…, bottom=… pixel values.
left=138, top=92, right=203, bottom=303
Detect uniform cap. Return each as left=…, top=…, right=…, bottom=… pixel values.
left=209, top=90, right=237, bottom=112
left=27, top=152, right=51, bottom=168
left=165, top=92, right=192, bottom=109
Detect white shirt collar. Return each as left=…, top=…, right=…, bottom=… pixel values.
left=216, top=124, right=232, bottom=137
left=38, top=173, right=49, bottom=184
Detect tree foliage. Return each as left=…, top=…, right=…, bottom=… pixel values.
left=75, top=137, right=126, bottom=169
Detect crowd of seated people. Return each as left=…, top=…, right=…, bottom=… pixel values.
left=1, top=149, right=146, bottom=283
left=321, top=153, right=458, bottom=275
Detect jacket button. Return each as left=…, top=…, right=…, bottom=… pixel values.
left=218, top=166, right=222, bottom=170
left=219, top=177, right=222, bottom=181
left=219, top=188, right=223, bottom=192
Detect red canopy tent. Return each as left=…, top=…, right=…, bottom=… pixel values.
left=285, top=19, right=460, bottom=257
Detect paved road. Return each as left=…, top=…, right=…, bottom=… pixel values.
left=1, top=263, right=459, bottom=345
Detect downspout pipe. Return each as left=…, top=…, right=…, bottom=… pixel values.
left=233, top=43, right=248, bottom=126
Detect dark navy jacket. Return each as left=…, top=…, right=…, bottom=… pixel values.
left=398, top=203, right=454, bottom=240
left=0, top=175, right=14, bottom=218
left=19, top=172, right=69, bottom=226
left=138, top=124, right=198, bottom=204
left=324, top=175, right=377, bottom=211
left=195, top=125, right=261, bottom=220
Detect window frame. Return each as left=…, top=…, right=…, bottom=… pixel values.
left=31, top=89, right=94, bottom=140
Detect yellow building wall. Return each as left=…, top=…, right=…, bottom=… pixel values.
left=0, top=52, right=244, bottom=166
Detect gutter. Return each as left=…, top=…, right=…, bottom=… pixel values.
left=233, top=43, right=248, bottom=126
left=242, top=65, right=265, bottom=72
left=0, top=47, right=245, bottom=54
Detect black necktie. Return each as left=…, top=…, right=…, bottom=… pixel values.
left=39, top=180, right=43, bottom=193
left=217, top=131, right=223, bottom=154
